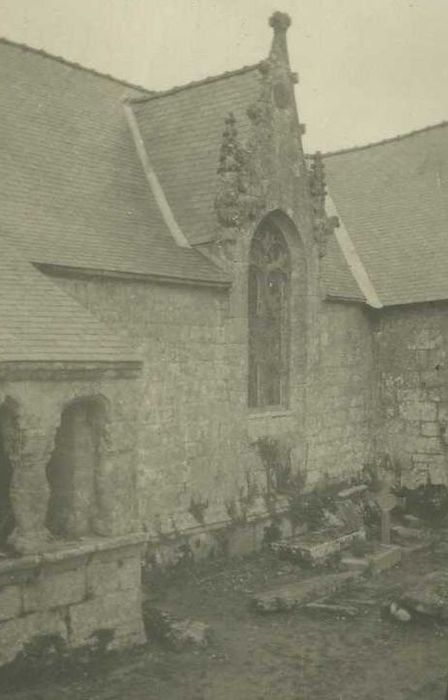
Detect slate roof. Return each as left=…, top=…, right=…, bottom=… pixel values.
left=131, top=66, right=263, bottom=245
left=0, top=38, right=228, bottom=286
left=3, top=34, right=446, bottom=323
left=324, top=122, right=448, bottom=306
left=0, top=238, right=140, bottom=364
left=0, top=36, right=361, bottom=318
left=321, top=237, right=366, bottom=302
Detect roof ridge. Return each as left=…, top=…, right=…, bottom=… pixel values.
left=129, top=62, right=262, bottom=104
left=323, top=120, right=448, bottom=158
left=0, top=36, right=153, bottom=94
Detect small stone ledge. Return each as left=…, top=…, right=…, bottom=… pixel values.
left=0, top=532, right=148, bottom=585
left=251, top=571, right=361, bottom=613
left=247, top=409, right=295, bottom=420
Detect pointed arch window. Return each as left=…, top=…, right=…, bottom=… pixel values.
left=248, top=219, right=291, bottom=408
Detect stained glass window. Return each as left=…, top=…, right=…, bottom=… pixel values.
left=248, top=219, right=291, bottom=408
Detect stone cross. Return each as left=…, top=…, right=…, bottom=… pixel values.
left=376, top=484, right=397, bottom=545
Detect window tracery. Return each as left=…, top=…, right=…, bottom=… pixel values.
left=248, top=220, right=291, bottom=408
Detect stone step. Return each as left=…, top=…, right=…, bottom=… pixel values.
left=251, top=571, right=360, bottom=613
left=271, top=528, right=366, bottom=567
left=368, top=544, right=402, bottom=573
left=340, top=556, right=370, bottom=573
left=304, top=601, right=359, bottom=617
left=342, top=544, right=402, bottom=574
left=402, top=514, right=426, bottom=528
left=337, top=484, right=369, bottom=500
left=391, top=524, right=427, bottom=541
left=398, top=570, right=448, bottom=622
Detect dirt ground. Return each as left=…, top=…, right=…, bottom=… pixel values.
left=2, top=545, right=448, bottom=700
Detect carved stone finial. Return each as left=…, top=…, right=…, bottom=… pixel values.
left=268, top=12, right=292, bottom=67
left=269, top=11, right=292, bottom=32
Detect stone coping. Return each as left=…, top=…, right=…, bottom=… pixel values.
left=0, top=532, right=148, bottom=576
left=147, top=497, right=292, bottom=541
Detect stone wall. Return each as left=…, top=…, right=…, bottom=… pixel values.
left=306, top=301, right=375, bottom=485
left=0, top=534, right=146, bottom=668
left=50, top=275, right=258, bottom=535
left=376, top=303, right=448, bottom=487
left=37, top=12, right=375, bottom=548
left=52, top=270, right=374, bottom=540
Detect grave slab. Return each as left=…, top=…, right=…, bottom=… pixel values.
left=252, top=571, right=360, bottom=613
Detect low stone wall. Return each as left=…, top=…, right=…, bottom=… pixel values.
left=145, top=499, right=298, bottom=571
left=0, top=533, right=147, bottom=668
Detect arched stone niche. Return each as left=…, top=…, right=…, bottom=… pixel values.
left=46, top=395, right=111, bottom=539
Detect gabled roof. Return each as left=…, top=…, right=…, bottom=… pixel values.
left=324, top=122, right=448, bottom=306
left=0, top=38, right=228, bottom=286
left=129, top=63, right=370, bottom=300
left=0, top=238, right=139, bottom=364
left=130, top=66, right=263, bottom=245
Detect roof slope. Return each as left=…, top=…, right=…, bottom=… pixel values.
left=321, top=235, right=366, bottom=302
left=131, top=66, right=263, bottom=245
left=324, top=123, right=448, bottom=306
left=0, top=239, right=139, bottom=363
left=0, top=39, right=227, bottom=285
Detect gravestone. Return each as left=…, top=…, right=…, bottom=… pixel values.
left=376, top=483, right=397, bottom=545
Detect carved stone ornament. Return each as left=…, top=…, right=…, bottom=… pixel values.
left=214, top=112, right=265, bottom=229
left=309, top=151, right=339, bottom=257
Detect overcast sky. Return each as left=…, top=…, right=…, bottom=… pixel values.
left=1, top=0, right=448, bottom=152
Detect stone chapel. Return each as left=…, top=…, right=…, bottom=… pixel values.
left=1, top=11, right=448, bottom=662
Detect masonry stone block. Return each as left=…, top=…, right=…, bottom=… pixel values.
left=0, top=585, right=22, bottom=621
left=400, top=402, right=437, bottom=422
left=414, top=437, right=443, bottom=455
left=420, top=422, right=440, bottom=437
left=23, top=566, right=86, bottom=613
left=0, top=610, right=68, bottom=667
left=227, top=525, right=255, bottom=558
left=86, top=554, right=141, bottom=597
left=68, top=588, right=143, bottom=648
left=109, top=617, right=146, bottom=650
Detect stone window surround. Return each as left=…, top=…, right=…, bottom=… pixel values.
left=248, top=217, right=292, bottom=410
